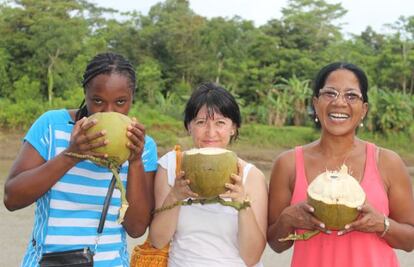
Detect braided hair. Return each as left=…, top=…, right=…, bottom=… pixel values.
left=75, top=52, right=136, bottom=121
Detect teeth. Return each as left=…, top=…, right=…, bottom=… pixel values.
left=329, top=113, right=349, bottom=119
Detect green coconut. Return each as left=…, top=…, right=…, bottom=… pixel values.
left=65, top=112, right=133, bottom=224
left=182, top=147, right=238, bottom=198
left=307, top=165, right=366, bottom=230
left=86, top=112, right=132, bottom=166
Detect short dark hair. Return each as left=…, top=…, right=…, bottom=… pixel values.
left=76, top=52, right=136, bottom=121
left=184, top=82, right=241, bottom=141
left=313, top=62, right=368, bottom=103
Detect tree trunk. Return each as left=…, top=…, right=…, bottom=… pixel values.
left=47, top=49, right=60, bottom=105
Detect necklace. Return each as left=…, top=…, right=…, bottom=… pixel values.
left=317, top=141, right=360, bottom=180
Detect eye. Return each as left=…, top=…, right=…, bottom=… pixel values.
left=345, top=93, right=361, bottom=101
left=321, top=90, right=337, bottom=99
left=93, top=98, right=103, bottom=105
left=194, top=119, right=206, bottom=126
left=116, top=99, right=127, bottom=105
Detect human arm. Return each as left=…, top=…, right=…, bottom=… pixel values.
left=267, top=150, right=325, bottom=253
left=4, top=117, right=105, bottom=210
left=122, top=120, right=156, bottom=237
left=149, top=160, right=198, bottom=248
left=344, top=148, right=414, bottom=251
left=224, top=164, right=268, bottom=266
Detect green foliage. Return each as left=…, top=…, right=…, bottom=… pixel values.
left=367, top=87, right=414, bottom=134
left=0, top=99, right=45, bottom=130
left=0, top=0, right=413, bottom=138
left=238, top=124, right=319, bottom=148
left=136, top=59, right=165, bottom=105
left=11, top=75, right=42, bottom=102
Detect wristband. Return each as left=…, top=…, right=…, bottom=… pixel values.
left=380, top=215, right=390, bottom=238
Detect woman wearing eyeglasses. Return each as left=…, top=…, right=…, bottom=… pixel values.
left=267, top=62, right=414, bottom=267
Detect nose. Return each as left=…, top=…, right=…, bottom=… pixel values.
left=103, top=104, right=116, bottom=112
left=204, top=121, right=217, bottom=136
left=332, top=92, right=348, bottom=105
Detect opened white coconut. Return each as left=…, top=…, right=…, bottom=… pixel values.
left=307, top=165, right=366, bottom=230
left=182, top=147, right=238, bottom=198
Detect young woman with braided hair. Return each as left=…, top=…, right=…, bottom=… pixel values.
left=4, top=52, right=158, bottom=266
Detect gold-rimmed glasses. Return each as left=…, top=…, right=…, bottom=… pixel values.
left=318, top=87, right=363, bottom=104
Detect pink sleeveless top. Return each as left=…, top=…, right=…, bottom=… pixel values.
left=290, top=143, right=399, bottom=267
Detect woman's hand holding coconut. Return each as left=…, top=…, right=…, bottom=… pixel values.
left=126, top=118, right=146, bottom=162
left=219, top=161, right=248, bottom=205
left=169, top=171, right=199, bottom=201
left=337, top=202, right=389, bottom=236
left=66, top=117, right=110, bottom=160
left=284, top=202, right=328, bottom=232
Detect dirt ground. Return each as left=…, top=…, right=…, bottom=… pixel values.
left=1, top=131, right=413, bottom=266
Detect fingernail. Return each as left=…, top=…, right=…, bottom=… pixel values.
left=309, top=207, right=314, bottom=212
left=337, top=231, right=343, bottom=236
left=345, top=224, right=350, bottom=230
left=326, top=230, right=332, bottom=234
left=357, top=206, right=362, bottom=211
left=319, top=223, right=325, bottom=229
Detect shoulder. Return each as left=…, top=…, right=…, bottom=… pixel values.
left=272, top=148, right=296, bottom=173
left=243, top=162, right=268, bottom=196
left=378, top=146, right=404, bottom=164
left=376, top=145, right=410, bottom=186
left=144, top=135, right=157, bottom=149
left=158, top=150, right=176, bottom=168
left=26, top=109, right=70, bottom=137
left=244, top=162, right=265, bottom=181
left=377, top=145, right=408, bottom=174
left=33, top=109, right=69, bottom=126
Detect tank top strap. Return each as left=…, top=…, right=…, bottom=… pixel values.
left=242, top=163, right=253, bottom=184
left=291, top=146, right=308, bottom=204
left=362, top=142, right=380, bottom=184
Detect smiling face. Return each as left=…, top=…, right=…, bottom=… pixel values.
left=188, top=105, right=236, bottom=149
left=313, top=69, right=368, bottom=136
left=85, top=73, right=133, bottom=116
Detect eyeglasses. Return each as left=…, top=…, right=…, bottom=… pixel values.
left=318, top=87, right=363, bottom=104
left=192, top=117, right=233, bottom=130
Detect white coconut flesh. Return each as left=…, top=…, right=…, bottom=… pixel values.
left=184, top=147, right=231, bottom=155
left=308, top=165, right=365, bottom=208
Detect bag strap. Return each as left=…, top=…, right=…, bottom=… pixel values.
left=98, top=173, right=117, bottom=234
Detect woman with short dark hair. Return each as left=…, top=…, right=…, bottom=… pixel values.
left=150, top=82, right=268, bottom=267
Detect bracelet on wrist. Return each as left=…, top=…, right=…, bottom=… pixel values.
left=380, top=215, right=390, bottom=238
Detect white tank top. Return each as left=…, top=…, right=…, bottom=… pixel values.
left=158, top=151, right=263, bottom=267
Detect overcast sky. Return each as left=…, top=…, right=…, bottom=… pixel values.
left=93, top=0, right=413, bottom=35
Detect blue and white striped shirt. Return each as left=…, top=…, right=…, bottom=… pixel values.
left=20, top=109, right=158, bottom=267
